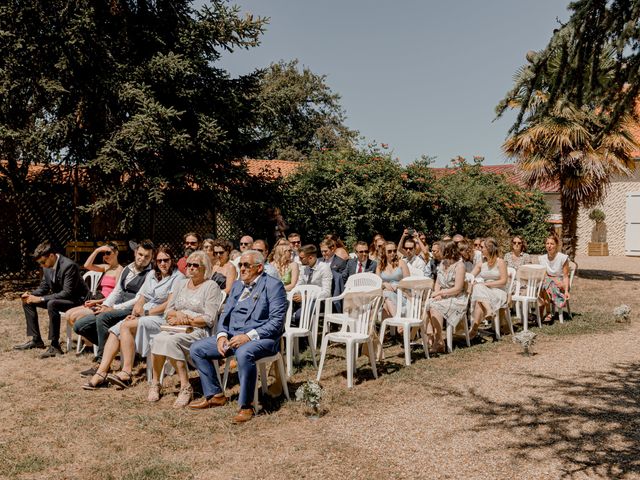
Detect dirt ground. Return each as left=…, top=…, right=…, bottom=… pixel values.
left=0, top=255, right=639, bottom=479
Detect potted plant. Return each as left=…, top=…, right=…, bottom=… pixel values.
left=588, top=208, right=608, bottom=256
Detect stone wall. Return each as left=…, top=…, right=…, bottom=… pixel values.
left=576, top=170, right=640, bottom=256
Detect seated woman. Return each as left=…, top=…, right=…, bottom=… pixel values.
left=82, top=246, right=183, bottom=390
left=469, top=237, right=508, bottom=338
left=538, top=234, right=570, bottom=321
left=457, top=239, right=475, bottom=273
left=272, top=240, right=299, bottom=291
left=376, top=241, right=410, bottom=319
left=65, top=242, right=123, bottom=329
left=504, top=235, right=531, bottom=270
left=424, top=240, right=467, bottom=353
left=369, top=234, right=386, bottom=263
left=324, top=234, right=350, bottom=261
left=147, top=250, right=224, bottom=408
left=209, top=239, right=237, bottom=295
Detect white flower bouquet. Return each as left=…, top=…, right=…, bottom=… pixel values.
left=295, top=380, right=324, bottom=417
left=512, top=330, right=537, bottom=356
left=613, top=304, right=631, bottom=322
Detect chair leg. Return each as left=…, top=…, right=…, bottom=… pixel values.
left=403, top=325, right=411, bottom=366
left=346, top=341, right=354, bottom=388
left=367, top=339, right=378, bottom=379
left=308, top=332, right=317, bottom=368
left=522, top=301, right=529, bottom=331
left=378, top=320, right=388, bottom=361
left=506, top=308, right=514, bottom=335
left=446, top=325, right=453, bottom=353
left=259, top=362, right=269, bottom=398
left=222, top=357, right=232, bottom=391
left=559, top=308, right=565, bottom=324
left=65, top=320, right=72, bottom=352
left=146, top=360, right=153, bottom=383
left=316, top=336, right=330, bottom=382
left=213, top=360, right=222, bottom=390
left=494, top=314, right=501, bottom=340
left=276, top=354, right=290, bottom=400
left=285, top=334, right=293, bottom=378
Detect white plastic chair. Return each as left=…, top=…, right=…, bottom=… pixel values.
left=317, top=292, right=382, bottom=388
left=283, top=285, right=321, bottom=376
left=445, top=273, right=474, bottom=353
left=554, top=261, right=576, bottom=323
left=485, top=267, right=515, bottom=340
left=65, top=271, right=102, bottom=353
left=512, top=265, right=547, bottom=331
left=378, top=277, right=433, bottom=365
left=321, top=273, right=382, bottom=342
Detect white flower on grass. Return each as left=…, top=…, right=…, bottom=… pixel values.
left=613, top=304, right=631, bottom=322
left=513, top=330, right=537, bottom=353
left=295, top=380, right=324, bottom=409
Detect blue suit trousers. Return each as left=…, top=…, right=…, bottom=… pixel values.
left=190, top=336, right=279, bottom=408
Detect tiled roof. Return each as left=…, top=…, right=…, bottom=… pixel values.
left=244, top=159, right=300, bottom=178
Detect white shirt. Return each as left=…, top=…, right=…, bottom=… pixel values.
left=296, top=260, right=332, bottom=299
left=405, top=254, right=427, bottom=277
left=538, top=253, right=568, bottom=279
left=103, top=263, right=153, bottom=310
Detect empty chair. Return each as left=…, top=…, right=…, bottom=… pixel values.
left=378, top=276, right=433, bottom=365
left=283, top=285, right=321, bottom=376
left=512, top=265, right=547, bottom=330
left=555, top=261, right=577, bottom=323
left=317, top=290, right=382, bottom=388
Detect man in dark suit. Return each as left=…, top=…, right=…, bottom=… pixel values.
left=15, top=241, right=89, bottom=358
left=188, top=249, right=287, bottom=424
left=318, top=238, right=347, bottom=274
left=342, top=240, right=378, bottom=283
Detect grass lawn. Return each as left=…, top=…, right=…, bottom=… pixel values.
left=0, top=255, right=639, bottom=479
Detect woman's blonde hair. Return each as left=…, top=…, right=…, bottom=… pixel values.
left=186, top=250, right=213, bottom=279
left=272, top=240, right=292, bottom=276
left=483, top=237, right=500, bottom=261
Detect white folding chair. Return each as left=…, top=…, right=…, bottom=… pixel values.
left=65, top=271, right=102, bottom=353
left=554, top=261, right=576, bottom=323
left=445, top=273, right=474, bottom=353
left=317, top=292, right=382, bottom=388
left=512, top=265, right=547, bottom=331
left=283, top=285, right=321, bottom=376
left=378, top=277, right=433, bottom=365
left=321, top=273, right=382, bottom=342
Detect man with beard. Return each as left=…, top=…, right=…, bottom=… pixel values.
left=177, top=232, right=202, bottom=274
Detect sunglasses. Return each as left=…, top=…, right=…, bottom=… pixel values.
left=356, top=250, right=369, bottom=254
left=238, top=262, right=257, bottom=269
left=103, top=251, right=112, bottom=257
left=213, top=251, right=225, bottom=256
left=512, top=241, right=522, bottom=245
left=405, top=246, right=415, bottom=250
left=186, top=262, right=201, bottom=268
left=156, top=258, right=171, bottom=264
left=474, top=244, right=482, bottom=247
left=386, top=249, right=397, bottom=254
left=240, top=242, right=251, bottom=246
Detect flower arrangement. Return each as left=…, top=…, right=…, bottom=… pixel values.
left=295, top=380, right=324, bottom=417
left=512, top=330, right=537, bottom=356
left=613, top=304, right=631, bottom=323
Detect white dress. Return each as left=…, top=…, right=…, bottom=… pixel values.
left=426, top=260, right=468, bottom=325
left=471, top=261, right=507, bottom=317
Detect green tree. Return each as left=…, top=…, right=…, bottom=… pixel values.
left=0, top=0, right=268, bottom=232
left=253, top=60, right=357, bottom=161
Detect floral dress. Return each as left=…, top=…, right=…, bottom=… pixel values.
left=426, top=260, right=468, bottom=325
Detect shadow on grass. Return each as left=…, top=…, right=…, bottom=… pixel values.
left=578, top=269, right=640, bottom=282
left=446, top=362, right=640, bottom=478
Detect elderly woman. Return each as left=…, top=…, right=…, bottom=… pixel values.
left=209, top=238, right=237, bottom=295
left=425, top=240, right=467, bottom=354
left=469, top=237, right=508, bottom=338
left=376, top=241, right=410, bottom=319
left=538, top=234, right=571, bottom=322
left=272, top=240, right=299, bottom=291
left=82, top=246, right=183, bottom=390
left=147, top=250, right=224, bottom=408
left=504, top=235, right=531, bottom=270
left=65, top=242, right=123, bottom=328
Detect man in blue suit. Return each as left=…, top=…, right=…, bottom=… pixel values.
left=189, top=249, right=288, bottom=423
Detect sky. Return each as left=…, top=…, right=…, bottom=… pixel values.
left=209, top=0, right=572, bottom=166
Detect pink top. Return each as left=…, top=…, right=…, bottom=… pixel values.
left=100, top=274, right=117, bottom=298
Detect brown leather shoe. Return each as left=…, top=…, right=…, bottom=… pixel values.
left=188, top=394, right=227, bottom=410
left=232, top=408, right=254, bottom=424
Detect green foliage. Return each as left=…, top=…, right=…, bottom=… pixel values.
left=253, top=60, right=357, bottom=161
left=589, top=208, right=606, bottom=223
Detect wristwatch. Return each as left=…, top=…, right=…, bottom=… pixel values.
left=144, top=309, right=149, bottom=316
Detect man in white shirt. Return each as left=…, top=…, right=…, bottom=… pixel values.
left=295, top=244, right=332, bottom=299
left=287, top=232, right=302, bottom=264
left=403, top=238, right=427, bottom=277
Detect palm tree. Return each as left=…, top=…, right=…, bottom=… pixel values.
left=503, top=98, right=636, bottom=258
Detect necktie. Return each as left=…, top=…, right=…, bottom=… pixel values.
left=239, top=283, right=254, bottom=301
left=306, top=267, right=314, bottom=284
left=357, top=262, right=363, bottom=273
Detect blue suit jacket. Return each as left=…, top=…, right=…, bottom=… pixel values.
left=216, top=273, right=287, bottom=341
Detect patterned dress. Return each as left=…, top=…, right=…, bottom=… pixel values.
left=426, top=260, right=468, bottom=325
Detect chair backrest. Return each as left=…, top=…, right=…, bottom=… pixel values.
left=516, top=264, right=546, bottom=298
left=507, top=267, right=517, bottom=296
left=285, top=284, right=322, bottom=330
left=208, top=290, right=228, bottom=335
left=568, top=261, right=577, bottom=290
left=349, top=293, right=383, bottom=336
left=397, top=276, right=433, bottom=319
left=83, top=271, right=102, bottom=295
left=344, top=272, right=382, bottom=290
left=464, top=273, right=475, bottom=295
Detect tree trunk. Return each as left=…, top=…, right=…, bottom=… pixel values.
left=560, top=184, right=579, bottom=260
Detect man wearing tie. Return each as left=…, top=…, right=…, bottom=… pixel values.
left=188, top=249, right=287, bottom=424
left=15, top=241, right=89, bottom=358
left=342, top=241, right=378, bottom=282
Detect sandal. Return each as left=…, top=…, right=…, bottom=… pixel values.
left=147, top=381, right=161, bottom=402
left=82, top=372, right=108, bottom=390
left=107, top=371, right=132, bottom=389
left=173, top=385, right=193, bottom=408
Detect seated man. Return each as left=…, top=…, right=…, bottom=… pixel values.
left=343, top=240, right=377, bottom=282
left=15, top=241, right=89, bottom=358
left=318, top=239, right=347, bottom=275
left=252, top=239, right=281, bottom=280
left=403, top=237, right=427, bottom=277
left=287, top=232, right=302, bottom=264
left=188, top=249, right=287, bottom=424
left=73, top=240, right=154, bottom=368
left=176, top=232, right=202, bottom=274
